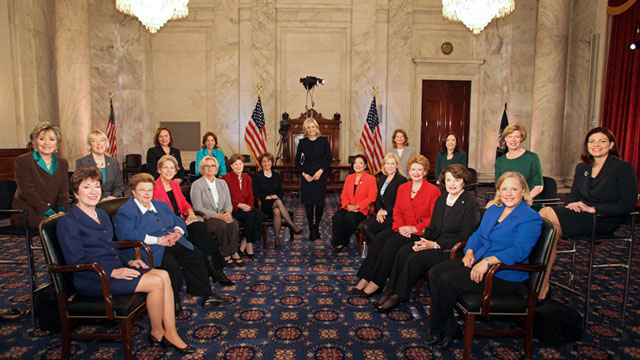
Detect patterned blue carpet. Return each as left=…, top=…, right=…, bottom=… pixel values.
left=0, top=190, right=638, bottom=359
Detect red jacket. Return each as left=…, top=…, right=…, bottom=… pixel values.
left=152, top=177, right=192, bottom=219
left=392, top=181, right=440, bottom=233
left=340, top=172, right=377, bottom=215
left=221, top=173, right=254, bottom=212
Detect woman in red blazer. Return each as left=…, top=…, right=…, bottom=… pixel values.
left=221, top=153, right=265, bottom=257
left=153, top=155, right=235, bottom=286
left=351, top=154, right=440, bottom=296
left=331, top=155, right=378, bottom=253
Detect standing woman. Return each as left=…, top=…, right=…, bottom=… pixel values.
left=76, top=129, right=124, bottom=201
left=195, top=131, right=227, bottom=176
left=222, top=154, right=265, bottom=257
left=253, top=152, right=301, bottom=247
left=295, top=118, right=333, bottom=242
left=357, top=153, right=407, bottom=243
left=434, top=133, right=467, bottom=181
left=538, top=127, right=638, bottom=300
left=390, top=129, right=416, bottom=179
left=146, top=127, right=186, bottom=183
left=12, top=122, right=70, bottom=228
left=331, top=155, right=377, bottom=253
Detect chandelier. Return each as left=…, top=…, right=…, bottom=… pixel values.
left=442, top=0, right=515, bottom=35
left=115, top=0, right=189, bottom=34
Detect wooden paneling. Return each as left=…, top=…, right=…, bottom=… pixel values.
left=0, top=148, right=29, bottom=180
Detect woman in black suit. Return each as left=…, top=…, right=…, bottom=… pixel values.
left=374, top=164, right=480, bottom=312
left=538, top=127, right=638, bottom=300
left=357, top=153, right=407, bottom=243
left=75, top=129, right=124, bottom=201
left=146, top=127, right=186, bottom=183
left=295, top=117, right=333, bottom=242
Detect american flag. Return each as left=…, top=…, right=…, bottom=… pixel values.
left=244, top=96, right=267, bottom=164
left=106, top=96, right=117, bottom=157
left=359, top=96, right=384, bottom=174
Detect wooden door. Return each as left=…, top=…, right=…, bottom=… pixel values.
left=420, top=80, right=471, bottom=178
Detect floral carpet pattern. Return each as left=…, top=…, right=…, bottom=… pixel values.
left=0, top=190, right=638, bottom=359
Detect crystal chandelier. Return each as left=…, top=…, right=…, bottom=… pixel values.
left=116, top=0, right=189, bottom=34
left=442, top=0, right=515, bottom=35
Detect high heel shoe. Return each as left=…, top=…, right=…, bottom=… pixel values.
left=348, top=287, right=365, bottom=296
left=375, top=294, right=399, bottom=313
left=435, top=325, right=461, bottom=349
left=148, top=334, right=163, bottom=347
left=161, top=338, right=196, bottom=354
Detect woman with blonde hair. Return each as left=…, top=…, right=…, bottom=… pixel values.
left=76, top=129, right=124, bottom=200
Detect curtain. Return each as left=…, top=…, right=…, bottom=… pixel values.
left=602, top=0, right=640, bottom=180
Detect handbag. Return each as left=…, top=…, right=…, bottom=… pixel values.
left=34, top=283, right=61, bottom=333
left=533, top=299, right=582, bottom=344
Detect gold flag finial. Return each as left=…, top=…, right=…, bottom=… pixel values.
left=256, top=85, right=263, bottom=98
left=109, top=91, right=114, bottom=99
left=372, top=86, right=379, bottom=98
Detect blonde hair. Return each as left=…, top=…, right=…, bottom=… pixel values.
left=406, top=154, right=429, bottom=176
left=199, top=155, right=219, bottom=176
left=31, top=122, right=62, bottom=151
left=493, top=171, right=533, bottom=206
left=501, top=124, right=527, bottom=143
left=157, top=155, right=179, bottom=173
left=302, top=118, right=321, bottom=137
left=381, top=153, right=402, bottom=176
left=86, top=130, right=109, bottom=151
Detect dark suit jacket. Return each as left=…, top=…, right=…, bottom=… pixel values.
left=423, top=190, right=480, bottom=251
left=374, top=172, right=407, bottom=219
left=76, top=154, right=124, bottom=198
left=146, top=146, right=186, bottom=181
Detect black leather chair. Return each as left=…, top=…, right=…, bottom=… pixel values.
left=39, top=214, right=152, bottom=360
left=485, top=176, right=559, bottom=207
left=121, top=154, right=142, bottom=183
left=451, top=218, right=556, bottom=360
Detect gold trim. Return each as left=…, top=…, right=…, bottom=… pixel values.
left=607, top=0, right=637, bottom=15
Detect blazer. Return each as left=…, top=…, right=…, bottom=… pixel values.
left=113, top=198, right=192, bottom=264
left=252, top=170, right=284, bottom=201
left=152, top=177, right=192, bottom=218
left=76, top=154, right=124, bottom=198
left=340, top=171, right=378, bottom=215
left=195, top=148, right=227, bottom=176
left=295, top=136, right=332, bottom=175
left=221, top=173, right=255, bottom=212
left=374, top=172, right=407, bottom=218
left=464, top=201, right=542, bottom=282
left=190, top=176, right=233, bottom=220
left=434, top=151, right=468, bottom=179
left=566, top=156, right=638, bottom=214
left=423, top=191, right=480, bottom=251
left=391, top=146, right=416, bottom=177
left=146, top=146, right=186, bottom=180
left=392, top=181, right=441, bottom=233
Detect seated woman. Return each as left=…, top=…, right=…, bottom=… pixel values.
left=538, top=127, right=638, bottom=300
left=146, top=127, right=186, bottom=183
left=221, top=154, right=265, bottom=257
left=252, top=152, right=301, bottom=247
left=331, top=154, right=377, bottom=253
left=426, top=171, right=542, bottom=349
left=434, top=133, right=467, bottom=182
left=390, top=129, right=417, bottom=179
left=375, top=164, right=480, bottom=312
left=195, top=131, right=227, bottom=176
left=152, top=155, right=234, bottom=287
left=113, top=173, right=230, bottom=315
left=190, top=156, right=244, bottom=266
left=350, top=155, right=440, bottom=296
left=76, top=129, right=124, bottom=201
left=58, top=168, right=196, bottom=354
left=357, top=153, right=407, bottom=244
left=12, top=122, right=69, bottom=228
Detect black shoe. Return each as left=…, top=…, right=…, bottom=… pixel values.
left=174, top=303, right=184, bottom=317
left=334, top=245, right=345, bottom=253
left=435, top=326, right=460, bottom=349
left=308, top=227, right=316, bottom=242
left=161, top=338, right=197, bottom=354
left=202, top=294, right=231, bottom=307
left=314, top=226, right=321, bottom=240
left=360, top=288, right=381, bottom=298
left=148, top=334, right=163, bottom=347
left=424, top=333, right=441, bottom=346
left=372, top=292, right=390, bottom=308
left=348, top=287, right=365, bottom=296
left=293, top=226, right=303, bottom=235
left=376, top=294, right=399, bottom=313
left=212, top=269, right=235, bottom=287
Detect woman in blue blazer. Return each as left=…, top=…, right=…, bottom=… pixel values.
left=426, top=171, right=542, bottom=349
left=75, top=129, right=124, bottom=200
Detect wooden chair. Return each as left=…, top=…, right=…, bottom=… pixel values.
left=39, top=214, right=152, bottom=360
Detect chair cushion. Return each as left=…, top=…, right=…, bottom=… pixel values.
left=0, top=226, right=33, bottom=236
left=457, top=291, right=530, bottom=315
left=66, top=292, right=146, bottom=318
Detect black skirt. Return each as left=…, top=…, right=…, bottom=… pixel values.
left=554, top=206, right=621, bottom=238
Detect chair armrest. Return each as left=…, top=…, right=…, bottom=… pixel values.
left=114, top=241, right=154, bottom=268
left=193, top=210, right=208, bottom=220
left=594, top=211, right=639, bottom=219
left=479, top=262, right=546, bottom=316
left=450, top=241, right=467, bottom=259
left=255, top=197, right=263, bottom=211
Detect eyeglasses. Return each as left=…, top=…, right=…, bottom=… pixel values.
left=203, top=165, right=217, bottom=168
left=135, top=188, right=154, bottom=194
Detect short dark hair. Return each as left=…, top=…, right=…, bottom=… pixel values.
left=440, top=132, right=460, bottom=154
left=228, top=153, right=244, bottom=165
left=437, top=164, right=472, bottom=191
left=153, top=127, right=173, bottom=147
left=350, top=154, right=368, bottom=172
left=258, top=152, right=275, bottom=164
left=202, top=131, right=219, bottom=149
left=70, top=167, right=102, bottom=194
left=391, top=128, right=409, bottom=148
left=580, top=127, right=620, bottom=167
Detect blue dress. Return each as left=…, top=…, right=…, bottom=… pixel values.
left=57, top=205, right=149, bottom=297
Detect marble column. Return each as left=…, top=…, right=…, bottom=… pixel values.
left=529, top=0, right=570, bottom=178
left=54, top=0, right=93, bottom=163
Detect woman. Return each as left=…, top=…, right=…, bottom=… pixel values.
left=357, top=153, right=407, bottom=243
left=538, top=127, right=638, bottom=300
left=222, top=154, right=265, bottom=257
left=152, top=155, right=234, bottom=287
left=58, top=168, right=196, bottom=354
left=426, top=171, right=542, bottom=349
left=146, top=127, right=186, bottom=182
left=195, top=131, right=226, bottom=176
left=252, top=152, right=301, bottom=247
left=331, top=154, right=377, bottom=253
left=12, top=122, right=69, bottom=228
left=113, top=173, right=230, bottom=314
left=190, top=156, right=244, bottom=266
left=390, top=129, right=416, bottom=179
left=375, top=164, right=480, bottom=312
left=493, top=124, right=543, bottom=202
left=295, top=118, right=333, bottom=241
left=76, top=129, right=124, bottom=200
left=434, top=133, right=467, bottom=181
left=351, top=155, right=440, bottom=296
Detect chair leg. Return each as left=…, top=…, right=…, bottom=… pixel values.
left=462, top=314, right=476, bottom=360
left=262, top=224, right=268, bottom=248
left=414, top=275, right=424, bottom=299
left=524, top=313, right=535, bottom=359
left=121, top=318, right=133, bottom=360
left=584, top=236, right=597, bottom=330
left=621, top=219, right=635, bottom=327
left=288, top=225, right=294, bottom=242
left=356, top=231, right=363, bottom=255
